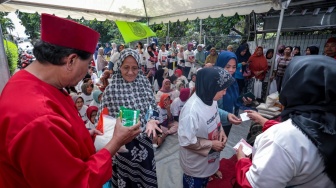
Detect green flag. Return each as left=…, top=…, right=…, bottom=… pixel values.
left=115, top=21, right=156, bottom=44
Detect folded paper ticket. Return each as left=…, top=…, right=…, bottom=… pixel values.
left=233, top=138, right=253, bottom=156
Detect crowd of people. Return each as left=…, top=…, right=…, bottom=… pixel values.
left=0, top=13, right=335, bottom=188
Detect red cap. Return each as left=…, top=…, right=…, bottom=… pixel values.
left=41, top=13, right=100, bottom=54
left=326, top=37, right=336, bottom=44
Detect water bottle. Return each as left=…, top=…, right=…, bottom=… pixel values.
left=146, top=105, right=153, bottom=122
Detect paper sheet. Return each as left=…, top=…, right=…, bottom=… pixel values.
left=240, top=112, right=250, bottom=121
left=233, top=138, right=253, bottom=156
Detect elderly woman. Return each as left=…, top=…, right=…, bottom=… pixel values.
left=235, top=55, right=336, bottom=187
left=99, top=49, right=161, bottom=187
left=205, top=47, right=218, bottom=65
left=178, top=67, right=235, bottom=188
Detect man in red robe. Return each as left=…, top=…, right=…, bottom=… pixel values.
left=0, top=13, right=141, bottom=188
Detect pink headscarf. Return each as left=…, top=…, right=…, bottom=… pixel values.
left=160, top=79, right=173, bottom=93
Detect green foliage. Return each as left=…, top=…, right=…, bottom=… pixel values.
left=15, top=11, right=244, bottom=48
left=3, top=39, right=19, bottom=74
left=78, top=18, right=123, bottom=44
left=0, top=12, right=15, bottom=35
left=16, top=11, right=40, bottom=40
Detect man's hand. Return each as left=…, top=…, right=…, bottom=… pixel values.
left=88, top=129, right=103, bottom=137
left=236, top=145, right=247, bottom=160
left=105, top=118, right=141, bottom=155
left=112, top=118, right=141, bottom=146
left=245, top=110, right=268, bottom=126
left=228, top=113, right=242, bottom=125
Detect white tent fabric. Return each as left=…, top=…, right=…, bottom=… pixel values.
left=0, top=0, right=279, bottom=24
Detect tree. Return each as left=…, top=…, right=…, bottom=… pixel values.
left=16, top=11, right=40, bottom=41
left=0, top=12, right=15, bottom=35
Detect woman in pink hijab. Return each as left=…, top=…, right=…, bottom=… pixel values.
left=155, top=79, right=174, bottom=102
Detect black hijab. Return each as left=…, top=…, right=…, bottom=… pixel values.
left=307, top=46, right=319, bottom=55
left=280, top=55, right=336, bottom=184
left=155, top=69, right=165, bottom=89
left=235, top=43, right=251, bottom=63
left=196, top=67, right=235, bottom=106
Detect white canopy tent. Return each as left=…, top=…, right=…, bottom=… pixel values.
left=0, top=0, right=278, bottom=24
left=0, top=0, right=280, bottom=93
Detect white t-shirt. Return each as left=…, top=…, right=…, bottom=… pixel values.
left=85, top=121, right=96, bottom=130
left=170, top=97, right=186, bottom=117
left=81, top=93, right=93, bottom=106
left=184, top=50, right=195, bottom=67
left=144, top=51, right=155, bottom=69
left=188, top=80, right=195, bottom=90
left=78, top=105, right=88, bottom=123
left=91, top=73, right=99, bottom=84
left=111, top=52, right=121, bottom=72
left=158, top=50, right=169, bottom=66
left=246, top=119, right=333, bottom=187
left=178, top=94, right=221, bottom=178
left=137, top=48, right=146, bottom=66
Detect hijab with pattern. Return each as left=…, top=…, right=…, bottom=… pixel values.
left=196, top=67, right=235, bottom=106
left=280, top=55, right=336, bottom=184
left=99, top=48, right=158, bottom=130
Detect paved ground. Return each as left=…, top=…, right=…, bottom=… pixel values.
left=220, top=118, right=252, bottom=159
left=154, top=114, right=252, bottom=188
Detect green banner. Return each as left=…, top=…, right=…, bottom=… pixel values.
left=115, top=21, right=156, bottom=44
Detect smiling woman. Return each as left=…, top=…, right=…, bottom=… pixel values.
left=98, top=48, right=161, bottom=187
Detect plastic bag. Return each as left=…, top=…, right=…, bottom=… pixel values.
left=269, top=79, right=277, bottom=95
left=253, top=79, right=262, bottom=99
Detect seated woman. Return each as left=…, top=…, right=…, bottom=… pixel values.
left=155, top=79, right=174, bottom=102
left=175, top=69, right=188, bottom=86
left=80, top=82, right=94, bottom=106
left=72, top=95, right=88, bottom=123
left=171, top=81, right=185, bottom=101
left=171, top=88, right=190, bottom=121
left=85, top=106, right=98, bottom=130
left=96, top=70, right=110, bottom=92
left=89, top=90, right=103, bottom=108
left=235, top=56, right=335, bottom=188
left=154, top=93, right=178, bottom=147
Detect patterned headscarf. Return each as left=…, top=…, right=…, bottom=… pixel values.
left=99, top=48, right=158, bottom=130
left=196, top=66, right=235, bottom=106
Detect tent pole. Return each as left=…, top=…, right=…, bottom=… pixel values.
left=142, top=0, right=150, bottom=45
left=0, top=24, right=11, bottom=94
left=253, top=11, right=258, bottom=47
left=199, top=19, right=202, bottom=45
left=266, top=1, right=287, bottom=96
left=167, top=22, right=169, bottom=44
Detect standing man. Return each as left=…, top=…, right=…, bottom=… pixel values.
left=0, top=14, right=141, bottom=187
